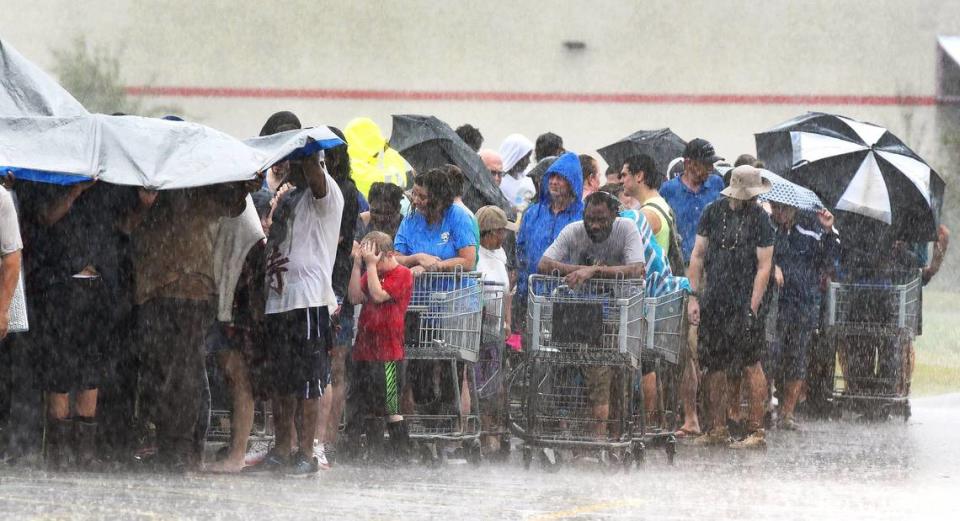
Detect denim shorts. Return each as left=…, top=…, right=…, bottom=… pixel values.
left=334, top=308, right=356, bottom=348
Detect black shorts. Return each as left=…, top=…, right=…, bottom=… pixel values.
left=698, top=310, right=764, bottom=374
left=348, top=360, right=405, bottom=418
left=40, top=278, right=115, bottom=393
left=263, top=306, right=332, bottom=400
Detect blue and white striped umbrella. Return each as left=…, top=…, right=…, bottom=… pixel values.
left=757, top=169, right=824, bottom=210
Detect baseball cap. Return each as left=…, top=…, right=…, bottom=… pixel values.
left=683, top=138, right=724, bottom=164
left=476, top=205, right=519, bottom=232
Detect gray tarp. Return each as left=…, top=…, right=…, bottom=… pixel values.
left=0, top=39, right=342, bottom=188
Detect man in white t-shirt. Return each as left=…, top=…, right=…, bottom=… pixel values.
left=254, top=143, right=344, bottom=476
left=0, top=184, right=22, bottom=341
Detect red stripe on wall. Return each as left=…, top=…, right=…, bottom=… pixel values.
left=124, top=86, right=942, bottom=106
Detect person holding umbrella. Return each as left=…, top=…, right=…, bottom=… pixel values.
left=687, top=165, right=774, bottom=448
left=768, top=200, right=840, bottom=430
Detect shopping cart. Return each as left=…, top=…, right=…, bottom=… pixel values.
left=632, top=290, right=688, bottom=464
left=403, top=270, right=484, bottom=464
left=510, top=275, right=646, bottom=471
left=827, top=269, right=921, bottom=420
left=474, top=281, right=512, bottom=457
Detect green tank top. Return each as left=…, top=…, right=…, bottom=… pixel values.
left=642, top=196, right=672, bottom=255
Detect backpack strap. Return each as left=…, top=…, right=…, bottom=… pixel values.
left=641, top=200, right=675, bottom=230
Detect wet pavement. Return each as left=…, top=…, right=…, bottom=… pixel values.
left=1, top=394, right=957, bottom=520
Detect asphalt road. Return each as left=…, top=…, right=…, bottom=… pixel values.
left=1, top=394, right=957, bottom=520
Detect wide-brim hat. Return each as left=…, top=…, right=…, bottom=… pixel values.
left=721, top=165, right=772, bottom=200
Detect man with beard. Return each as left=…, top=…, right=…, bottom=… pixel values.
left=686, top=166, right=774, bottom=448
left=539, top=192, right=645, bottom=439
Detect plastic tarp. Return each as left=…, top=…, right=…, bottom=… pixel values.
left=0, top=38, right=343, bottom=188
left=0, top=114, right=344, bottom=188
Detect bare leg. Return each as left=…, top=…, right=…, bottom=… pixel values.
left=272, top=396, right=295, bottom=456
left=208, top=351, right=253, bottom=472
left=743, top=362, right=767, bottom=432
left=460, top=371, right=471, bottom=418
left=47, top=392, right=71, bottom=420
left=592, top=404, right=610, bottom=438
left=727, top=376, right=743, bottom=423
left=678, top=325, right=701, bottom=434
left=75, top=389, right=98, bottom=418
left=323, top=347, right=348, bottom=445
left=642, top=372, right=658, bottom=425
left=702, top=370, right=728, bottom=434
left=781, top=380, right=803, bottom=420
left=299, top=397, right=321, bottom=457
left=679, top=358, right=701, bottom=433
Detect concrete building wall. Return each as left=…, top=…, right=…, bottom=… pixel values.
left=2, top=1, right=959, bottom=163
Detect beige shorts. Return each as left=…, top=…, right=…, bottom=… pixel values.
left=585, top=366, right=624, bottom=407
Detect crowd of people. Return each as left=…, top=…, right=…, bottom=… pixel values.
left=0, top=111, right=951, bottom=476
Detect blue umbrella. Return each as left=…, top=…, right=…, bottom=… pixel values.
left=758, top=169, right=823, bottom=210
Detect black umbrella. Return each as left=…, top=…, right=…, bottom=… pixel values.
left=596, top=128, right=686, bottom=175
left=756, top=112, right=945, bottom=242
left=389, top=114, right=514, bottom=218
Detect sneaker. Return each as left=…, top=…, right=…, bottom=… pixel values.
left=729, top=429, right=767, bottom=449
left=313, top=442, right=331, bottom=470
left=285, top=452, right=320, bottom=477
left=242, top=449, right=290, bottom=474
left=691, top=429, right=731, bottom=447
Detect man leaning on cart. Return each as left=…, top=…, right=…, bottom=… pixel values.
left=538, top=191, right=645, bottom=438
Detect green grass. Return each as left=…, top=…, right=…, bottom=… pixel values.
left=912, top=290, right=960, bottom=395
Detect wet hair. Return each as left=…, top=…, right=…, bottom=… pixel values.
left=325, top=126, right=351, bottom=182
left=623, top=154, right=662, bottom=190
left=260, top=111, right=301, bottom=136
left=368, top=182, right=405, bottom=210
left=362, top=230, right=395, bottom=254
left=584, top=191, right=621, bottom=214
left=414, top=168, right=456, bottom=214
left=605, top=164, right=620, bottom=182
left=598, top=183, right=624, bottom=197
left=455, top=124, right=483, bottom=152
left=442, top=164, right=466, bottom=197
left=579, top=154, right=598, bottom=185
left=535, top=132, right=564, bottom=161
left=733, top=154, right=755, bottom=167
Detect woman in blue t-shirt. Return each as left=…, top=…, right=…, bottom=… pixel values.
left=394, top=168, right=477, bottom=273
left=393, top=167, right=479, bottom=422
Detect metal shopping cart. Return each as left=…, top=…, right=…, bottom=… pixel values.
left=827, top=269, right=921, bottom=420
left=633, top=290, right=688, bottom=464
left=509, top=275, right=646, bottom=471
left=403, top=270, right=485, bottom=464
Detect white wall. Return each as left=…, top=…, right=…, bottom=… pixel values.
left=1, top=0, right=959, bottom=167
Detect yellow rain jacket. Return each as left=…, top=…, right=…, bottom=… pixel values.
left=344, top=117, right=409, bottom=198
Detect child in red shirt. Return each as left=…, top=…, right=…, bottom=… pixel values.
left=344, top=231, right=414, bottom=460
